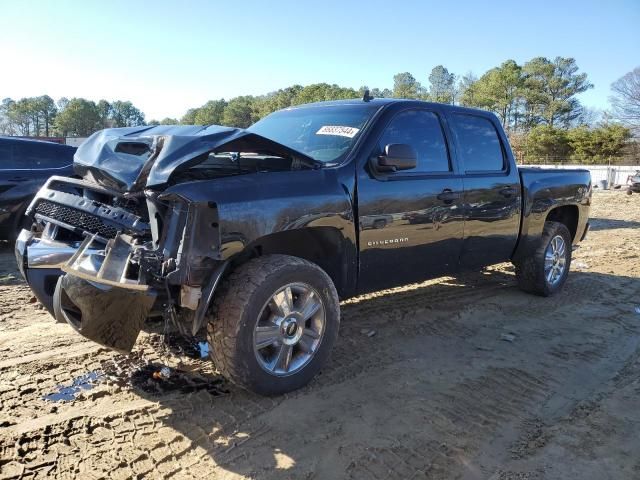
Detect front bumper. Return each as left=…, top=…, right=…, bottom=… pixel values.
left=17, top=228, right=157, bottom=351
left=57, top=274, right=156, bottom=353
left=18, top=175, right=222, bottom=352
left=15, top=229, right=71, bottom=315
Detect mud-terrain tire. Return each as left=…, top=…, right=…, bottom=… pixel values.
left=514, top=221, right=572, bottom=297
left=207, top=255, right=340, bottom=395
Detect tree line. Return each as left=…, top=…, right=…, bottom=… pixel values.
left=0, top=97, right=144, bottom=137
left=2, top=58, right=638, bottom=165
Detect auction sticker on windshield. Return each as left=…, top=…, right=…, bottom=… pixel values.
left=316, top=126, right=360, bottom=138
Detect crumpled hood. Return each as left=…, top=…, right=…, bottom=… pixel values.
left=74, top=124, right=316, bottom=192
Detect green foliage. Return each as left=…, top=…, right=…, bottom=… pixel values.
left=180, top=108, right=198, bottom=125
left=567, top=124, right=632, bottom=163
left=392, top=72, right=424, bottom=99
left=147, top=118, right=179, bottom=126
left=457, top=73, right=478, bottom=106
left=0, top=96, right=58, bottom=136
left=463, top=60, right=522, bottom=129
left=181, top=83, right=360, bottom=127
left=522, top=57, right=592, bottom=127
left=520, top=124, right=631, bottom=164
left=253, top=85, right=304, bottom=119
left=461, top=57, right=592, bottom=132
left=428, top=65, right=456, bottom=104
left=522, top=126, right=571, bottom=161
left=193, top=99, right=226, bottom=125
left=53, top=98, right=145, bottom=136
left=293, top=83, right=358, bottom=105
left=96, top=100, right=112, bottom=128
left=110, top=100, right=145, bottom=127
left=159, top=117, right=179, bottom=125
left=222, top=96, right=258, bottom=128
left=367, top=87, right=392, bottom=99
left=54, top=98, right=102, bottom=136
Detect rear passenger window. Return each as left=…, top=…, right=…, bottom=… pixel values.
left=449, top=114, right=504, bottom=172
left=379, top=110, right=450, bottom=173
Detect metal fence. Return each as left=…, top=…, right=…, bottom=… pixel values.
left=519, top=164, right=639, bottom=188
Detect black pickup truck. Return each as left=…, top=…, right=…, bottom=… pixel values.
left=16, top=98, right=591, bottom=395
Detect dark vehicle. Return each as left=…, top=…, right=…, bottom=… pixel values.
left=0, top=137, right=75, bottom=240
left=16, top=98, right=591, bottom=395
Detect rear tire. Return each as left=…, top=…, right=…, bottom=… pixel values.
left=207, top=255, right=340, bottom=395
left=514, top=221, right=572, bottom=297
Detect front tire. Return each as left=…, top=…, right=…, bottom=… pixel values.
left=514, top=221, right=572, bottom=296
left=207, top=255, right=340, bottom=395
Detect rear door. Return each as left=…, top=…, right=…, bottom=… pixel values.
left=447, top=113, right=521, bottom=268
left=357, top=106, right=464, bottom=293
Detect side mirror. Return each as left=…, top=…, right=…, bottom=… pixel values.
left=374, top=143, right=417, bottom=172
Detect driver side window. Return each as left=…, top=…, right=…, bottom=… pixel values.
left=379, top=109, right=450, bottom=173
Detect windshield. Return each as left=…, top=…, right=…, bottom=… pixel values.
left=248, top=103, right=381, bottom=163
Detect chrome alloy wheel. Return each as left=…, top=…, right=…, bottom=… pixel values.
left=544, top=235, right=567, bottom=286
left=253, top=282, right=325, bottom=376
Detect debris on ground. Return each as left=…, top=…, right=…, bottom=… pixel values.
left=573, top=262, right=590, bottom=269
left=153, top=366, right=172, bottom=380
left=97, top=344, right=228, bottom=397
left=198, top=341, right=209, bottom=358
left=43, top=371, right=103, bottom=402
left=130, top=362, right=228, bottom=395
left=360, top=328, right=377, bottom=337
left=500, top=333, right=517, bottom=342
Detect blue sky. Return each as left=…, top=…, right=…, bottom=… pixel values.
left=1, top=0, right=638, bottom=120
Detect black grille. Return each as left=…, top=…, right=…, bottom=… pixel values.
left=35, top=200, right=119, bottom=238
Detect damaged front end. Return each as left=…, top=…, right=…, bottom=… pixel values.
left=16, top=125, right=321, bottom=353
left=17, top=175, right=225, bottom=353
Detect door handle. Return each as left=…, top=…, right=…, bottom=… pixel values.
left=437, top=189, right=460, bottom=203
left=499, top=187, right=517, bottom=197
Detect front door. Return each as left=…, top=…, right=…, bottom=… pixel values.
left=357, top=107, right=464, bottom=293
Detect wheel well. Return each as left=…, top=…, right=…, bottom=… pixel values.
left=232, top=227, right=351, bottom=297
left=546, top=205, right=579, bottom=241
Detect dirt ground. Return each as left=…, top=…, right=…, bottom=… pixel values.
left=0, top=190, right=639, bottom=480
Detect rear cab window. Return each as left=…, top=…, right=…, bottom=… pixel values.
left=449, top=114, right=505, bottom=173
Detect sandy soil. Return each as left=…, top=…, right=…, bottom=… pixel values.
left=0, top=190, right=639, bottom=480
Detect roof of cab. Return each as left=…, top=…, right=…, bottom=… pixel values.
left=284, top=97, right=495, bottom=117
